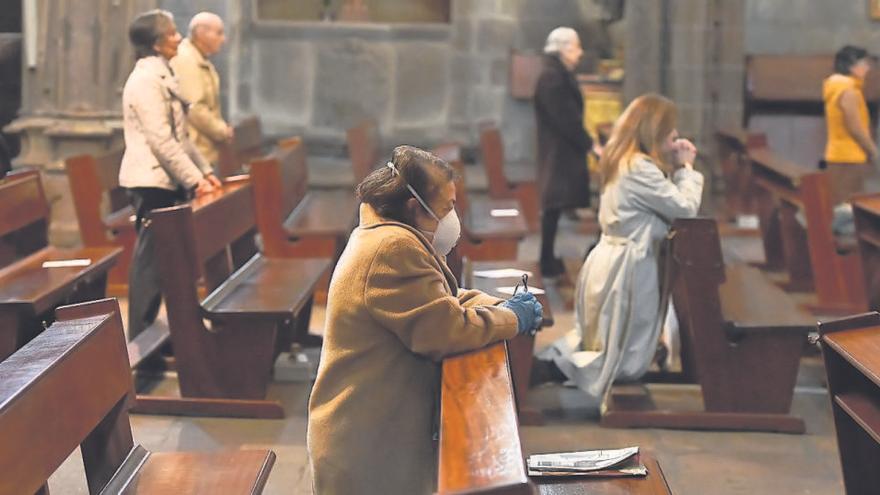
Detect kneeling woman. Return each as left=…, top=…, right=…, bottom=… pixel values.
left=539, top=93, right=703, bottom=410
left=307, top=145, right=543, bottom=495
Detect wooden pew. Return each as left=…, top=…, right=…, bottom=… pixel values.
left=817, top=313, right=880, bottom=495
left=714, top=127, right=765, bottom=227
left=0, top=298, right=275, bottom=495
left=433, top=143, right=527, bottom=261
left=134, top=178, right=331, bottom=418
left=439, top=342, right=672, bottom=494
left=217, top=116, right=266, bottom=178
left=479, top=123, right=541, bottom=232
left=852, top=195, right=880, bottom=311
left=65, top=149, right=134, bottom=296
left=463, top=259, right=553, bottom=426
left=602, top=218, right=812, bottom=433
left=251, top=137, right=358, bottom=306
left=346, top=119, right=381, bottom=185
left=0, top=170, right=121, bottom=362
left=749, top=147, right=868, bottom=313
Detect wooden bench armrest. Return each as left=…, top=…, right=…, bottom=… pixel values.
left=103, top=206, right=135, bottom=232
left=720, top=265, right=815, bottom=329
left=725, top=321, right=812, bottom=339
left=103, top=445, right=276, bottom=494
left=438, top=342, right=532, bottom=494
left=282, top=191, right=358, bottom=238
left=127, top=319, right=171, bottom=369
left=0, top=246, right=122, bottom=313
left=201, top=255, right=330, bottom=322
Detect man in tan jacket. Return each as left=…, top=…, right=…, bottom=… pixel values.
left=170, top=12, right=232, bottom=166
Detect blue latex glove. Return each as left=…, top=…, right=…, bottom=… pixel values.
left=501, top=292, right=544, bottom=335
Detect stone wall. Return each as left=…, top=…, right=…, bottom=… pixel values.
left=222, top=0, right=614, bottom=160
left=745, top=0, right=880, bottom=55
left=623, top=0, right=744, bottom=145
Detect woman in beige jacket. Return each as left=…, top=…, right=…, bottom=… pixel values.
left=307, top=146, right=543, bottom=494
left=120, top=10, right=220, bottom=340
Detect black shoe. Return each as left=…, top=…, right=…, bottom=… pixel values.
left=529, top=359, right=568, bottom=386
left=540, top=257, right=566, bottom=278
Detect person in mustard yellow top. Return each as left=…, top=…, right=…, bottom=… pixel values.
left=824, top=45, right=878, bottom=203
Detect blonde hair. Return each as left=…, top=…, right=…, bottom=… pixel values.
left=599, top=93, right=677, bottom=187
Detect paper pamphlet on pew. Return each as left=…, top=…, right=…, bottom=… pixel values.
left=41, top=259, right=92, bottom=268
left=473, top=268, right=533, bottom=279
left=495, top=286, right=545, bottom=295
left=490, top=208, right=520, bottom=217
left=527, top=446, right=639, bottom=473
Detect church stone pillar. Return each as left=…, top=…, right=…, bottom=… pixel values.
left=5, top=0, right=156, bottom=245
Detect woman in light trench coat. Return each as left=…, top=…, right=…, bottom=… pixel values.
left=537, top=93, right=704, bottom=411
left=119, top=10, right=220, bottom=340
left=307, top=146, right=544, bottom=495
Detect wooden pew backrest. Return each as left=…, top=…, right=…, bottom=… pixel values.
left=250, top=139, right=309, bottom=256
left=346, top=119, right=380, bottom=184
left=0, top=170, right=49, bottom=265
left=479, top=123, right=512, bottom=198
left=747, top=54, right=880, bottom=103
left=0, top=299, right=133, bottom=494
left=438, top=342, right=531, bottom=494
left=669, top=218, right=807, bottom=417
left=65, top=149, right=127, bottom=246
left=217, top=116, right=264, bottom=178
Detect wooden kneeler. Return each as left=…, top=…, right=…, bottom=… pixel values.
left=602, top=218, right=811, bottom=433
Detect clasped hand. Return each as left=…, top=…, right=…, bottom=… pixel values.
left=501, top=292, right=544, bottom=335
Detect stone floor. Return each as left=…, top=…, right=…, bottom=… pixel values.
left=46, top=165, right=845, bottom=494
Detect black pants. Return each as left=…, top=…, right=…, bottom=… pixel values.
left=540, top=207, right=562, bottom=268
left=126, top=187, right=186, bottom=340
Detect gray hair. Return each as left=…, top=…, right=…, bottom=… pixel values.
left=188, top=11, right=223, bottom=38
left=129, top=9, right=175, bottom=60
left=543, top=27, right=579, bottom=54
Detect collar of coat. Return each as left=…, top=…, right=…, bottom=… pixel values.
left=357, top=202, right=459, bottom=295
left=179, top=38, right=212, bottom=69
left=136, top=55, right=173, bottom=78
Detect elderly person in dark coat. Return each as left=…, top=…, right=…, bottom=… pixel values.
left=534, top=27, right=593, bottom=277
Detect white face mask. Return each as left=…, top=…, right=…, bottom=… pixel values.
left=387, top=162, right=461, bottom=256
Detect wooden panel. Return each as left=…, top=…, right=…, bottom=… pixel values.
left=747, top=55, right=880, bottom=102
left=438, top=342, right=532, bottom=494
left=534, top=455, right=672, bottom=495
left=218, top=116, right=264, bottom=178
left=282, top=190, right=358, bottom=237
left=118, top=450, right=275, bottom=494
left=190, top=182, right=256, bottom=265
left=824, top=327, right=880, bottom=387
left=0, top=246, right=121, bottom=313
left=202, top=256, right=329, bottom=319
left=719, top=265, right=815, bottom=329
left=748, top=147, right=809, bottom=189
left=819, top=315, right=880, bottom=495
left=0, top=170, right=49, bottom=238
left=0, top=306, right=132, bottom=495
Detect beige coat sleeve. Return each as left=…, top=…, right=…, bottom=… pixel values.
left=364, top=236, right=518, bottom=361
left=171, top=57, right=228, bottom=142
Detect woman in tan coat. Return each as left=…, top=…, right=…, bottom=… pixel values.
left=307, top=146, right=543, bottom=495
